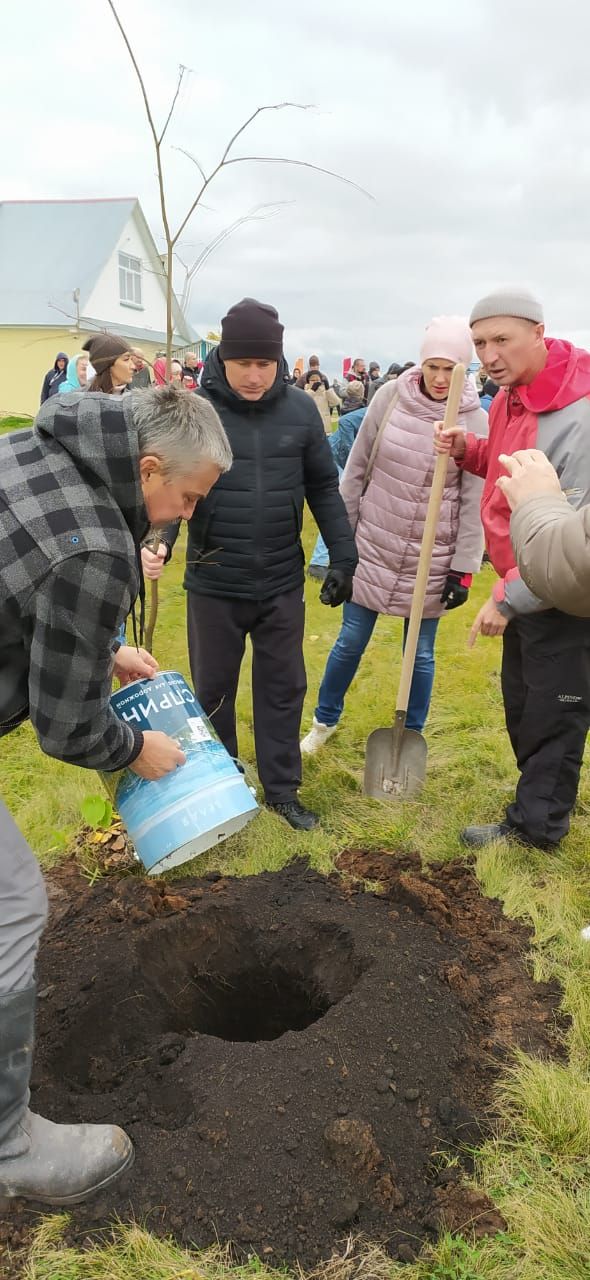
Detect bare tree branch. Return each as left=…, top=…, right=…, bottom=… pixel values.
left=172, top=102, right=317, bottom=245
left=105, top=0, right=167, bottom=217
left=223, top=154, right=373, bottom=200
left=106, top=0, right=174, bottom=371
left=46, top=301, right=125, bottom=336
left=178, top=203, right=290, bottom=314
left=158, top=64, right=187, bottom=145
left=173, top=145, right=207, bottom=185
left=106, top=1, right=373, bottom=649
left=107, top=0, right=372, bottom=335
left=218, top=102, right=315, bottom=168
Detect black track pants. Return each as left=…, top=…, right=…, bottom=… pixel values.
left=501, top=610, right=590, bottom=846
left=187, top=589, right=307, bottom=804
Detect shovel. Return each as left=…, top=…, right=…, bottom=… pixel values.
left=363, top=362, right=466, bottom=802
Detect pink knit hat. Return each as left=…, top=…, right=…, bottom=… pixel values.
left=419, top=316, right=473, bottom=367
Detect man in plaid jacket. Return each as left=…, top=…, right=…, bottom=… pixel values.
left=0, top=385, right=230, bottom=1205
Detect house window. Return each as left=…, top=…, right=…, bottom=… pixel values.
left=118, top=251, right=142, bottom=306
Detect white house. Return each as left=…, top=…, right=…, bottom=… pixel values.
left=0, top=197, right=210, bottom=416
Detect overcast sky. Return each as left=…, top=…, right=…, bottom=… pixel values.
left=3, top=0, right=590, bottom=375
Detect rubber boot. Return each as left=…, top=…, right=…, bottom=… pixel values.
left=0, top=985, right=134, bottom=1204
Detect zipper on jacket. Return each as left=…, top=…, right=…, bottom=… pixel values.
left=252, top=413, right=265, bottom=595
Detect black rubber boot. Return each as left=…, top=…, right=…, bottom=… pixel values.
left=0, top=985, right=134, bottom=1205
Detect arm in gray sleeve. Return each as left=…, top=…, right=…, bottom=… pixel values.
left=27, top=552, right=143, bottom=770
left=510, top=495, right=590, bottom=617
left=496, top=572, right=549, bottom=617
left=498, top=401, right=590, bottom=617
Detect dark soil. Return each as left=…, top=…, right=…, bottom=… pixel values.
left=3, top=852, right=563, bottom=1270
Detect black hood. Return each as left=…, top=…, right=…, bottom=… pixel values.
left=200, top=346, right=290, bottom=411
left=34, top=390, right=148, bottom=546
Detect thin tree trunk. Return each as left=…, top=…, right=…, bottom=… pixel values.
left=145, top=582, right=159, bottom=654
left=107, top=0, right=370, bottom=658
left=166, top=241, right=174, bottom=379
left=144, top=529, right=165, bottom=654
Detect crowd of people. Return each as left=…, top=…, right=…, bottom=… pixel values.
left=40, top=343, right=205, bottom=404
left=2, top=283, right=590, bottom=1207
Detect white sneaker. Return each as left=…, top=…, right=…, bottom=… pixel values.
left=300, top=717, right=338, bottom=755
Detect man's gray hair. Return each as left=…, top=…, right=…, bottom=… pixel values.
left=132, top=386, right=232, bottom=476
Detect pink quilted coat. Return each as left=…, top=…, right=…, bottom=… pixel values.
left=340, top=368, right=489, bottom=618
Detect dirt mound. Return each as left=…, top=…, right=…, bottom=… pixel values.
left=8, top=854, right=562, bottom=1268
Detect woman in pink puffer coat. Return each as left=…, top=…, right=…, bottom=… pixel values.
left=301, top=316, right=488, bottom=754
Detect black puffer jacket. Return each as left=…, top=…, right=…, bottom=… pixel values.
left=181, top=350, right=358, bottom=600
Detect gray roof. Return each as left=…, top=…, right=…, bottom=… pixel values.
left=0, top=198, right=195, bottom=342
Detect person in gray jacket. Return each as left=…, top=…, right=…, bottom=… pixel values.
left=497, top=448, right=590, bottom=616
left=0, top=387, right=230, bottom=1205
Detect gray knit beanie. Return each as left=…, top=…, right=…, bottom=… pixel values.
left=470, top=287, right=544, bottom=327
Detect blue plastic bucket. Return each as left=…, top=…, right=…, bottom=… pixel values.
left=104, top=671, right=259, bottom=874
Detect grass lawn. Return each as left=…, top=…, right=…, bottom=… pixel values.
left=0, top=415, right=33, bottom=434
left=3, top=523, right=590, bottom=1280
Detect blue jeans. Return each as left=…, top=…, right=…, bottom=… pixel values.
left=310, top=464, right=343, bottom=570
left=315, top=602, right=440, bottom=733
left=310, top=531, right=329, bottom=569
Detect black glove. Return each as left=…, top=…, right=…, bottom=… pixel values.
left=320, top=569, right=354, bottom=607
left=440, top=570, right=472, bottom=610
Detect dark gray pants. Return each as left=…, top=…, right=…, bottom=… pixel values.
left=187, top=589, right=307, bottom=804
left=0, top=799, right=48, bottom=993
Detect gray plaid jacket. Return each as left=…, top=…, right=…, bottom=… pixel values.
left=0, top=392, right=147, bottom=771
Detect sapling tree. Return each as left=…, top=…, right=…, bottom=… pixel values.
left=106, top=0, right=371, bottom=648
left=106, top=0, right=370, bottom=375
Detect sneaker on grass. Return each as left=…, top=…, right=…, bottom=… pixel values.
left=268, top=800, right=319, bottom=831
left=300, top=717, right=338, bottom=755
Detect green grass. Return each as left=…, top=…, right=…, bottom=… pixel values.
left=0, top=414, right=33, bottom=434
left=3, top=521, right=590, bottom=1280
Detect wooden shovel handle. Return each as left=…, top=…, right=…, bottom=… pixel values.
left=396, top=363, right=466, bottom=716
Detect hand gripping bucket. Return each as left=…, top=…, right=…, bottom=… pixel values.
left=103, top=671, right=259, bottom=874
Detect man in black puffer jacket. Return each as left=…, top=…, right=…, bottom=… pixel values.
left=169, top=298, right=358, bottom=830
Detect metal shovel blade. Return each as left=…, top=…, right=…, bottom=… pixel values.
left=363, top=726, right=427, bottom=801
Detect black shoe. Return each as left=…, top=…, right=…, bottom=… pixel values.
left=460, top=822, right=556, bottom=852
left=268, top=800, right=319, bottom=831
left=460, top=822, right=512, bottom=848
left=307, top=565, right=328, bottom=583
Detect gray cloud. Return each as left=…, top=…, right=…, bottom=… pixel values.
left=4, top=0, right=590, bottom=373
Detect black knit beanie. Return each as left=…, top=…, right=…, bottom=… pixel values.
left=219, top=298, right=284, bottom=362
left=83, top=332, right=131, bottom=373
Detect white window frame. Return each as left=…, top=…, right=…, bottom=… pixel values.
left=118, top=251, right=143, bottom=308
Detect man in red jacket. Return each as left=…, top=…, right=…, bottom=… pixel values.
left=435, top=287, right=590, bottom=850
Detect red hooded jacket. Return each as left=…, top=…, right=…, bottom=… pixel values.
left=461, top=338, right=590, bottom=605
